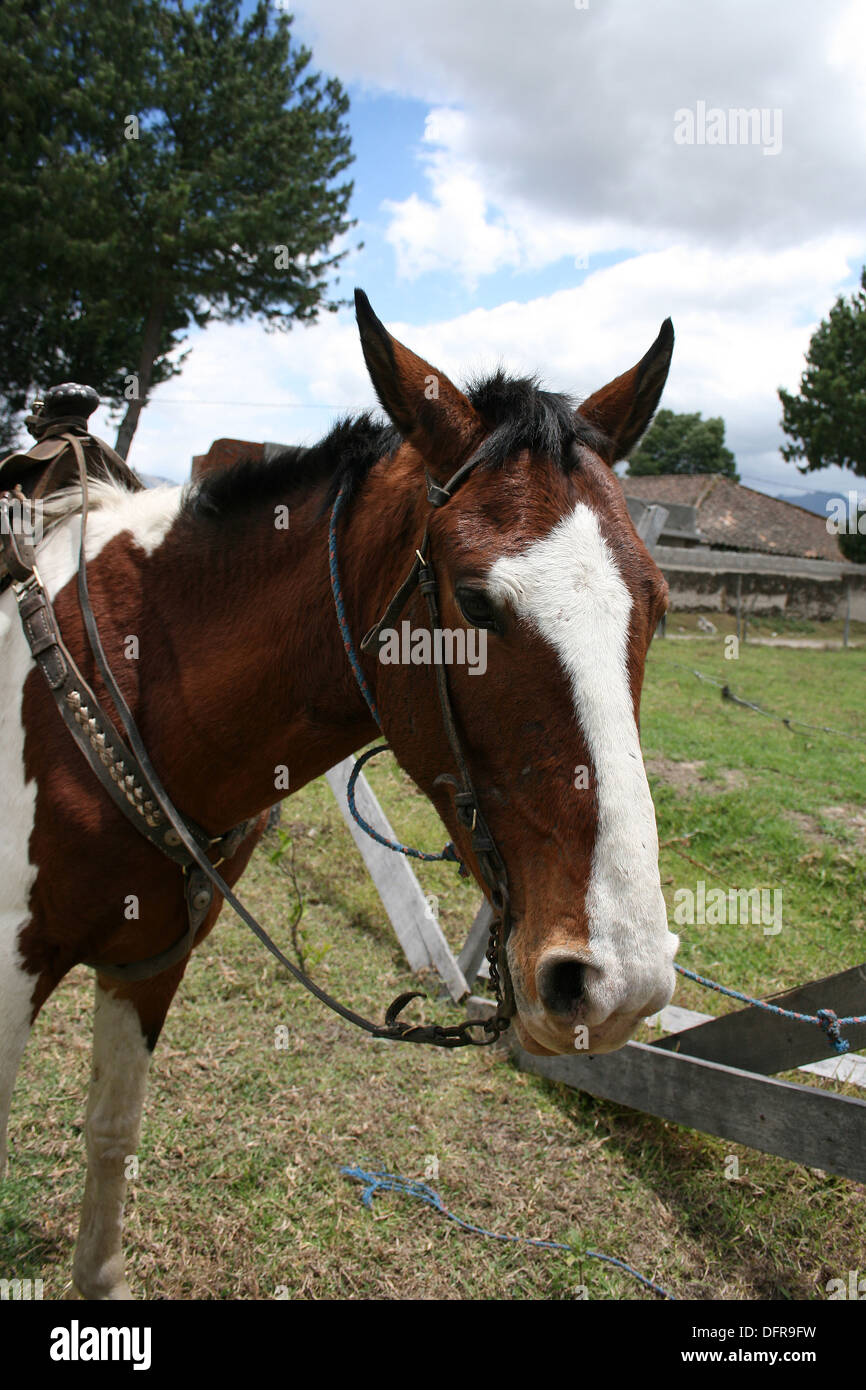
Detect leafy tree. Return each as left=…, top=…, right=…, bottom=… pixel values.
left=0, top=3, right=164, bottom=447
left=779, top=267, right=866, bottom=477
left=838, top=527, right=866, bottom=564
left=0, top=0, right=354, bottom=457
left=626, top=409, right=738, bottom=479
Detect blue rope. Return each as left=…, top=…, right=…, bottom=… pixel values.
left=341, top=1165, right=676, bottom=1300
left=329, top=486, right=465, bottom=871
left=347, top=746, right=464, bottom=867
left=674, top=964, right=864, bottom=1055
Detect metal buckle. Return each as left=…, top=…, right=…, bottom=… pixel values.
left=425, top=471, right=452, bottom=508
left=12, top=565, right=41, bottom=597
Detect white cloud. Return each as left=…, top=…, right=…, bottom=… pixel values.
left=383, top=108, right=630, bottom=285
left=294, top=0, right=866, bottom=272
left=111, top=240, right=858, bottom=498
left=90, top=0, right=865, bottom=501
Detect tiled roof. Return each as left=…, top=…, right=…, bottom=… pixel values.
left=622, top=474, right=843, bottom=560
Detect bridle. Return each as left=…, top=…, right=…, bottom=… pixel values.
left=330, top=450, right=517, bottom=1035
left=1, top=401, right=514, bottom=1047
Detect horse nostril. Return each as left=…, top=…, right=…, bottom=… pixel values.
left=536, top=955, right=586, bottom=1019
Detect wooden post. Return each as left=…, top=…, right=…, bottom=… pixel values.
left=325, top=756, right=470, bottom=1003
left=650, top=962, right=866, bottom=1073
left=457, top=899, right=495, bottom=989
left=843, top=583, right=851, bottom=648
left=512, top=1040, right=866, bottom=1185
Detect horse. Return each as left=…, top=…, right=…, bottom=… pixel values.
left=0, top=290, right=678, bottom=1298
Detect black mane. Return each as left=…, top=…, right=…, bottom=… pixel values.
left=187, top=371, right=608, bottom=523
left=466, top=370, right=605, bottom=470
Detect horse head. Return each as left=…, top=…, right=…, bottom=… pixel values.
left=352, top=291, right=678, bottom=1056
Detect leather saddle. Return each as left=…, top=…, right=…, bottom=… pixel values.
left=0, top=383, right=144, bottom=592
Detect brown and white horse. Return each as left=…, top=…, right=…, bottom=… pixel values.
left=0, top=292, right=677, bottom=1298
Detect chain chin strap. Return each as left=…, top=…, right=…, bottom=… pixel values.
left=381, top=992, right=509, bottom=1047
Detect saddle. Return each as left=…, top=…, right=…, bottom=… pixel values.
left=0, top=382, right=144, bottom=592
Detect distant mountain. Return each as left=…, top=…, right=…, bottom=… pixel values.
left=139, top=472, right=175, bottom=488
left=773, top=488, right=863, bottom=518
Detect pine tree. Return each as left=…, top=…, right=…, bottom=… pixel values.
left=0, top=0, right=354, bottom=457
left=779, top=267, right=866, bottom=478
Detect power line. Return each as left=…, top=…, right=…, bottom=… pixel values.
left=121, top=399, right=356, bottom=409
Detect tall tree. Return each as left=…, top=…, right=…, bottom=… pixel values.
left=0, top=2, right=165, bottom=444
left=0, top=0, right=354, bottom=457
left=838, top=528, right=866, bottom=564
left=778, top=267, right=866, bottom=477
left=626, top=409, right=738, bottom=479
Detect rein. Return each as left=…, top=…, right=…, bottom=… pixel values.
left=1, top=407, right=513, bottom=1047
left=329, top=467, right=515, bottom=1030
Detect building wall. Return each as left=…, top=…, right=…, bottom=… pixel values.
left=653, top=547, right=866, bottom=621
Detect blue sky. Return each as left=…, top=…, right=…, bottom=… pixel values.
left=102, top=0, right=866, bottom=509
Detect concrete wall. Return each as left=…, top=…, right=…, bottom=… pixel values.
left=653, top=546, right=866, bottom=621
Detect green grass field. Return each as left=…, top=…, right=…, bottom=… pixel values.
left=2, top=634, right=865, bottom=1300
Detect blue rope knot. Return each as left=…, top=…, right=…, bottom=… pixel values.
left=675, top=965, right=861, bottom=1056
left=816, top=1008, right=850, bottom=1056
left=441, top=841, right=467, bottom=870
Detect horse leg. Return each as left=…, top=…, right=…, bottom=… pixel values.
left=0, top=921, right=39, bottom=1181
left=71, top=967, right=183, bottom=1301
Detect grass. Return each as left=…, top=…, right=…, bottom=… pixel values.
left=644, top=637, right=866, bottom=1011
left=2, top=633, right=865, bottom=1300
left=665, top=608, right=866, bottom=645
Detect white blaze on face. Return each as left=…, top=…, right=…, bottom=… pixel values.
left=487, top=502, right=678, bottom=1028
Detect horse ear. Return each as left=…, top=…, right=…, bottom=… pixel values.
left=354, top=289, right=481, bottom=476
left=577, top=319, right=674, bottom=465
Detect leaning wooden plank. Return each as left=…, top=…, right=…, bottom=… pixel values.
left=325, top=756, right=470, bottom=1003
left=456, top=898, right=495, bottom=989
left=650, top=963, right=866, bottom=1074
left=645, top=1005, right=866, bottom=1090
left=513, top=1039, right=866, bottom=1185
left=634, top=502, right=669, bottom=552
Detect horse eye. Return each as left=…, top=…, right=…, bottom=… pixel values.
left=456, top=587, right=498, bottom=630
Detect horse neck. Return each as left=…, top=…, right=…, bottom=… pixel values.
left=142, top=463, right=422, bottom=833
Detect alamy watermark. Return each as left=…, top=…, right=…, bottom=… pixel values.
left=674, top=102, right=782, bottom=156
left=49, top=1321, right=151, bottom=1370
left=0, top=495, right=44, bottom=547
left=825, top=1270, right=866, bottom=1299
left=377, top=620, right=487, bottom=675
left=0, top=1276, right=44, bottom=1300
left=825, top=492, right=866, bottom=535
left=673, top=880, right=782, bottom=935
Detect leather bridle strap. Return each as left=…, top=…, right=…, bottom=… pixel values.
left=416, top=539, right=516, bottom=1019
left=354, top=448, right=517, bottom=1023
left=1, top=439, right=256, bottom=983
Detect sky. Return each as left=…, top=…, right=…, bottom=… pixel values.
left=95, top=0, right=866, bottom=503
